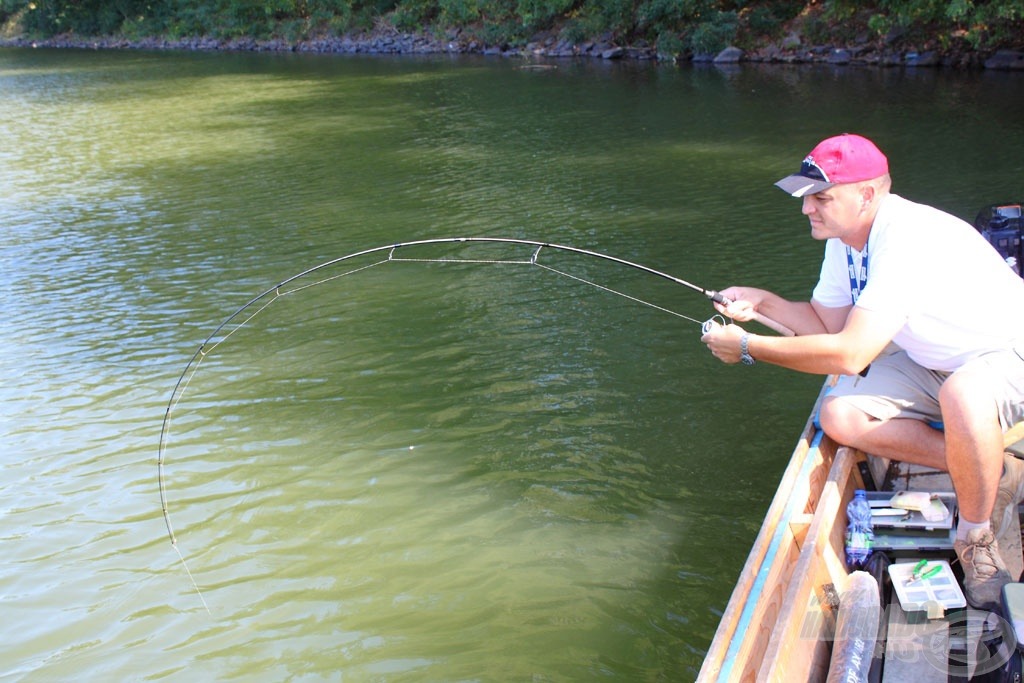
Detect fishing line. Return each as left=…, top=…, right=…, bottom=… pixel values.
left=386, top=244, right=709, bottom=325
left=157, top=236, right=786, bottom=610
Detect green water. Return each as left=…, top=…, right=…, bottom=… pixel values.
left=2, top=48, right=1024, bottom=680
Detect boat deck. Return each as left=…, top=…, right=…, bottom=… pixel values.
left=863, top=452, right=1022, bottom=681
left=698, top=376, right=1024, bottom=681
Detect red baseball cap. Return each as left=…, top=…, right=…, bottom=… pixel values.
left=775, top=134, right=889, bottom=197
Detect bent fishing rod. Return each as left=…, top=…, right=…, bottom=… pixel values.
left=160, top=235, right=793, bottom=530
left=381, top=237, right=794, bottom=335
left=157, top=235, right=792, bottom=610
left=266, top=236, right=792, bottom=332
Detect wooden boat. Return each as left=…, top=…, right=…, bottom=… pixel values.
left=697, top=376, right=1024, bottom=682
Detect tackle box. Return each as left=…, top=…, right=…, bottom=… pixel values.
left=888, top=558, right=966, bottom=617
left=865, top=491, right=957, bottom=553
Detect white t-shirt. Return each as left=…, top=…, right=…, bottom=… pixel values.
left=812, top=194, right=1024, bottom=371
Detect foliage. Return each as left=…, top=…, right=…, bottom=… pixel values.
left=390, top=0, right=436, bottom=31
left=3, top=0, right=1022, bottom=52
left=516, top=0, right=575, bottom=32
left=826, top=0, right=1024, bottom=49
left=741, top=0, right=804, bottom=40
left=686, top=10, right=738, bottom=54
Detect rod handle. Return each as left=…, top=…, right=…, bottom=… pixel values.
left=706, top=291, right=796, bottom=338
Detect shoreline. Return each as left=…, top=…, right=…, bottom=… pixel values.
left=3, top=30, right=1023, bottom=71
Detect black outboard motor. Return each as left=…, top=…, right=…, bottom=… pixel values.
left=975, top=202, right=1024, bottom=276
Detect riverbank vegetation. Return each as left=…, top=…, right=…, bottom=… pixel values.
left=1, top=0, right=1022, bottom=59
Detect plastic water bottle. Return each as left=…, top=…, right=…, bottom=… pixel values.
left=845, top=489, right=874, bottom=570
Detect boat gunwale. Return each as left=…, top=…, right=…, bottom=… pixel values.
left=698, top=379, right=838, bottom=681
left=700, top=384, right=1024, bottom=681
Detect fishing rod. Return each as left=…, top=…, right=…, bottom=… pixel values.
left=160, top=235, right=792, bottom=534
left=267, top=237, right=792, bottom=332
left=382, top=237, right=794, bottom=335
left=157, top=236, right=792, bottom=609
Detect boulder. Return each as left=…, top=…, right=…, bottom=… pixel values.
left=985, top=50, right=1024, bottom=70
left=713, top=46, right=743, bottom=63
left=906, top=50, right=940, bottom=66
left=828, top=49, right=852, bottom=65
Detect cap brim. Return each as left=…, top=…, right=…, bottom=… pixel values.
left=774, top=175, right=833, bottom=197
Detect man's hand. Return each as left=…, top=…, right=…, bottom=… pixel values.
left=711, top=287, right=769, bottom=323
left=700, top=320, right=747, bottom=364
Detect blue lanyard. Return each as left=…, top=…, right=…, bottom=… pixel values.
left=846, top=246, right=868, bottom=304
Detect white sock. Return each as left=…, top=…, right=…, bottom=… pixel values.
left=957, top=517, right=991, bottom=542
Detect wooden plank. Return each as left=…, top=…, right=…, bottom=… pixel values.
left=1004, top=420, right=1024, bottom=450
left=789, top=513, right=814, bottom=549
left=697, top=385, right=834, bottom=682
left=757, top=444, right=863, bottom=683
left=869, top=424, right=1024, bottom=580
left=864, top=420, right=1024, bottom=491
left=701, top=395, right=1024, bottom=681
left=700, top=430, right=830, bottom=682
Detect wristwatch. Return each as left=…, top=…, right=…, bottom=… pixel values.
left=739, top=333, right=755, bottom=366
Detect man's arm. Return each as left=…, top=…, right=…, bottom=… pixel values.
left=811, top=299, right=853, bottom=334
left=703, top=305, right=902, bottom=375
left=714, top=287, right=848, bottom=336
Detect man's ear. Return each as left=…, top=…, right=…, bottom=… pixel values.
left=860, top=183, right=876, bottom=211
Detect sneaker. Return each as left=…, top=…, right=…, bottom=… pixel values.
left=954, top=528, right=1013, bottom=611
left=992, top=453, right=1024, bottom=538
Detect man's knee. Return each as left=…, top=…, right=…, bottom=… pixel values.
left=939, top=369, right=988, bottom=414
left=819, top=396, right=872, bottom=445
left=940, top=370, right=1006, bottom=438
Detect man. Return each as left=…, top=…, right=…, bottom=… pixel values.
left=700, top=133, right=1024, bottom=611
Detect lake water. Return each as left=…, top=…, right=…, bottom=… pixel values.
left=2, top=47, right=1024, bottom=680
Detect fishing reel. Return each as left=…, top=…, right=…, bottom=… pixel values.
left=701, top=315, right=728, bottom=335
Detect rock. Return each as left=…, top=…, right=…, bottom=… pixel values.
left=828, top=49, right=851, bottom=65
left=906, top=50, right=940, bottom=66
left=626, top=46, right=655, bottom=60
left=713, top=46, right=743, bottom=63
left=985, top=50, right=1024, bottom=70
left=879, top=52, right=903, bottom=66
left=0, top=24, right=1006, bottom=70
left=884, top=27, right=906, bottom=45
left=749, top=46, right=781, bottom=62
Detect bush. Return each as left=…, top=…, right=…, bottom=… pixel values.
left=655, top=29, right=685, bottom=58
left=516, top=0, right=573, bottom=32
left=436, top=0, right=482, bottom=26
left=5, top=0, right=1023, bottom=51
left=390, top=0, right=435, bottom=31
left=577, top=0, right=636, bottom=38
left=687, top=10, right=737, bottom=54
left=743, top=1, right=803, bottom=40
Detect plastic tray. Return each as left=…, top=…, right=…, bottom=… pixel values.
left=867, top=491, right=955, bottom=531
left=888, top=559, right=966, bottom=617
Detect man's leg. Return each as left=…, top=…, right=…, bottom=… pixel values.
left=939, top=369, right=1005, bottom=524
left=818, top=350, right=948, bottom=469
left=820, top=352, right=1020, bottom=610
left=818, top=396, right=946, bottom=470
left=941, top=368, right=1015, bottom=611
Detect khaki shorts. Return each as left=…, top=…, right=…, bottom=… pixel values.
left=827, top=348, right=1024, bottom=431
